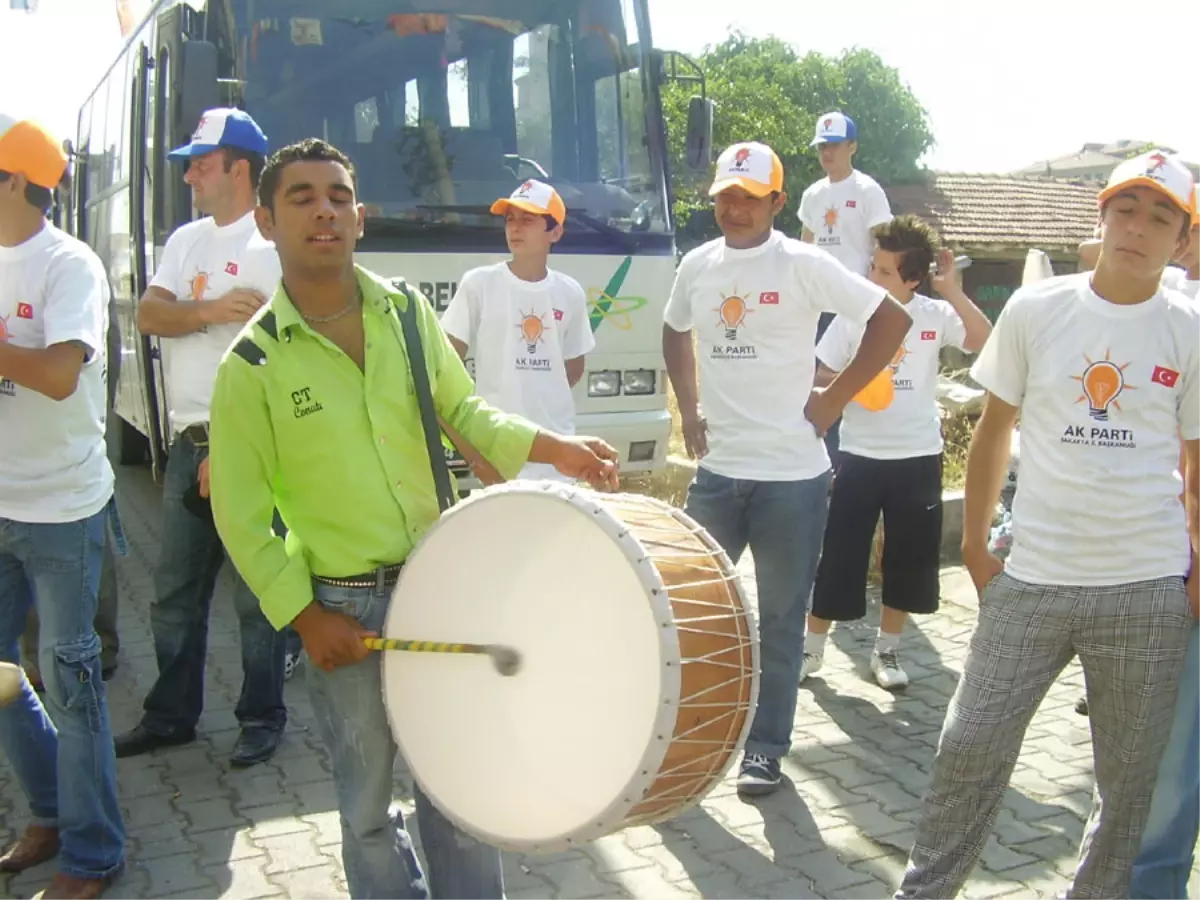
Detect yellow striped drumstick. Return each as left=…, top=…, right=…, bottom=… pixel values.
left=363, top=638, right=521, bottom=676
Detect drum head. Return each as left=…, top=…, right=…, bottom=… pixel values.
left=382, top=484, right=677, bottom=852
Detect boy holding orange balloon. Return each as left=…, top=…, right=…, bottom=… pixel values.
left=804, top=215, right=991, bottom=689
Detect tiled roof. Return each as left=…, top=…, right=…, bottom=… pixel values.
left=885, top=172, right=1099, bottom=253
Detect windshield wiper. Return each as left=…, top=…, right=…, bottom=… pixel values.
left=567, top=210, right=640, bottom=254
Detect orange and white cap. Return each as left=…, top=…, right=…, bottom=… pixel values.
left=1192, top=185, right=1199, bottom=227
left=1097, top=149, right=1196, bottom=220
left=0, top=113, right=67, bottom=190
left=490, top=179, right=566, bottom=225
left=709, top=142, right=784, bottom=199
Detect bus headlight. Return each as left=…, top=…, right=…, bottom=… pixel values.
left=622, top=369, right=656, bottom=395
left=587, top=370, right=621, bottom=397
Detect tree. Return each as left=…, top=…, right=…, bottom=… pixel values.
left=662, top=34, right=935, bottom=248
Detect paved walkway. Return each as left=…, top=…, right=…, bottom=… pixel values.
left=1, top=467, right=1196, bottom=899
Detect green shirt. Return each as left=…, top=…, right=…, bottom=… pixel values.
left=209, top=265, right=538, bottom=630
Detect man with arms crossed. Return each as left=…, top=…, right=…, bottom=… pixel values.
left=208, top=139, right=619, bottom=899
left=896, top=150, right=1199, bottom=899
left=113, top=108, right=288, bottom=767
left=806, top=216, right=991, bottom=689
left=442, top=179, right=594, bottom=482
left=663, top=140, right=910, bottom=797
left=0, top=113, right=124, bottom=899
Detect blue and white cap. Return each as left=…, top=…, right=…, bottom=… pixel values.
left=810, top=111, right=857, bottom=147
left=167, top=108, right=268, bottom=161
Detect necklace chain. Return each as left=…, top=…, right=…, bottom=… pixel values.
left=301, top=285, right=362, bottom=324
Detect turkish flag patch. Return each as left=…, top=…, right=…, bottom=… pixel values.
left=845, top=200, right=857, bottom=208
left=1151, top=365, right=1179, bottom=388
left=225, top=262, right=239, bottom=275
left=553, top=308, right=564, bottom=321
left=759, top=291, right=779, bottom=305
left=920, top=330, right=936, bottom=341
left=16, top=302, right=34, bottom=319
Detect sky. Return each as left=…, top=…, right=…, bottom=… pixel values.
left=2, top=0, right=1197, bottom=174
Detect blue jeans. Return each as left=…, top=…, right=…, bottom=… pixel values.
left=684, top=466, right=832, bottom=758
left=0, top=504, right=125, bottom=880
left=141, top=434, right=286, bottom=735
left=1130, top=623, right=1199, bottom=899
left=308, top=577, right=505, bottom=899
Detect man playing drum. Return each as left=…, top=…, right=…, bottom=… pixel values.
left=206, top=138, right=619, bottom=899
left=662, top=141, right=911, bottom=796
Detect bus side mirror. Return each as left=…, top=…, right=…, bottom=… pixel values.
left=179, top=39, right=218, bottom=141
left=685, top=96, right=714, bottom=171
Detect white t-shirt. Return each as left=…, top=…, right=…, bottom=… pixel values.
left=441, top=262, right=594, bottom=481
left=151, top=212, right=281, bottom=432
left=0, top=224, right=114, bottom=523
left=1162, top=265, right=1200, bottom=301
left=971, top=273, right=1199, bottom=586
left=664, top=231, right=887, bottom=481
left=799, top=170, right=893, bottom=276
left=818, top=293, right=967, bottom=459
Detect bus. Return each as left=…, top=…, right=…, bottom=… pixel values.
left=65, top=0, right=711, bottom=481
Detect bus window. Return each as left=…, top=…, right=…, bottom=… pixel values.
left=152, top=46, right=172, bottom=243
left=108, top=56, right=130, bottom=188
left=201, top=0, right=669, bottom=241
left=86, top=83, right=109, bottom=204
left=74, top=97, right=94, bottom=236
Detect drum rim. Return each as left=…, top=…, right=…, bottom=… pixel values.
left=380, top=482, right=684, bottom=853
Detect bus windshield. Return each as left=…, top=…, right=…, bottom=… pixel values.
left=204, top=0, right=671, bottom=241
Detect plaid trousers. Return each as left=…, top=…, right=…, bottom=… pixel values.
left=897, top=572, right=1192, bottom=899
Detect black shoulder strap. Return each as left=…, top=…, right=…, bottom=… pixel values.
left=395, top=282, right=457, bottom=513
left=231, top=336, right=267, bottom=367
left=230, top=307, right=278, bottom=367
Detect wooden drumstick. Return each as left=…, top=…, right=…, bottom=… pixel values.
left=363, top=638, right=521, bottom=676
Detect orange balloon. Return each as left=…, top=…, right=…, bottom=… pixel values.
left=852, top=367, right=894, bottom=412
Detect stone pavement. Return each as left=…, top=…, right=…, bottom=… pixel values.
left=1, top=467, right=1196, bottom=900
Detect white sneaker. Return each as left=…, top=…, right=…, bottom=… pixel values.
left=871, top=649, right=909, bottom=690
left=799, top=651, right=824, bottom=682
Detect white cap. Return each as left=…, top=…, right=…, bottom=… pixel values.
left=810, top=112, right=857, bottom=147
left=708, top=142, right=784, bottom=198
left=1097, top=149, right=1196, bottom=219
left=489, top=178, right=566, bottom=224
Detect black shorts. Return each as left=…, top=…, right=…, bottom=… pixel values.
left=812, top=452, right=943, bottom=620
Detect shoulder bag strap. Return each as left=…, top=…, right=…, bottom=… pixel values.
left=395, top=282, right=457, bottom=513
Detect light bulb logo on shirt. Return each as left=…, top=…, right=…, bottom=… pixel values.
left=0, top=316, right=9, bottom=342
left=190, top=271, right=210, bottom=301
left=518, top=311, right=546, bottom=354
left=716, top=292, right=750, bottom=341
left=822, top=206, right=839, bottom=235
left=889, top=342, right=909, bottom=373
left=1071, top=350, right=1135, bottom=421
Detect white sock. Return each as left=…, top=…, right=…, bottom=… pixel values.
left=806, top=631, right=828, bottom=657
left=875, top=630, right=900, bottom=654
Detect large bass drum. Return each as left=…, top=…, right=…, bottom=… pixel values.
left=381, top=482, right=759, bottom=853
